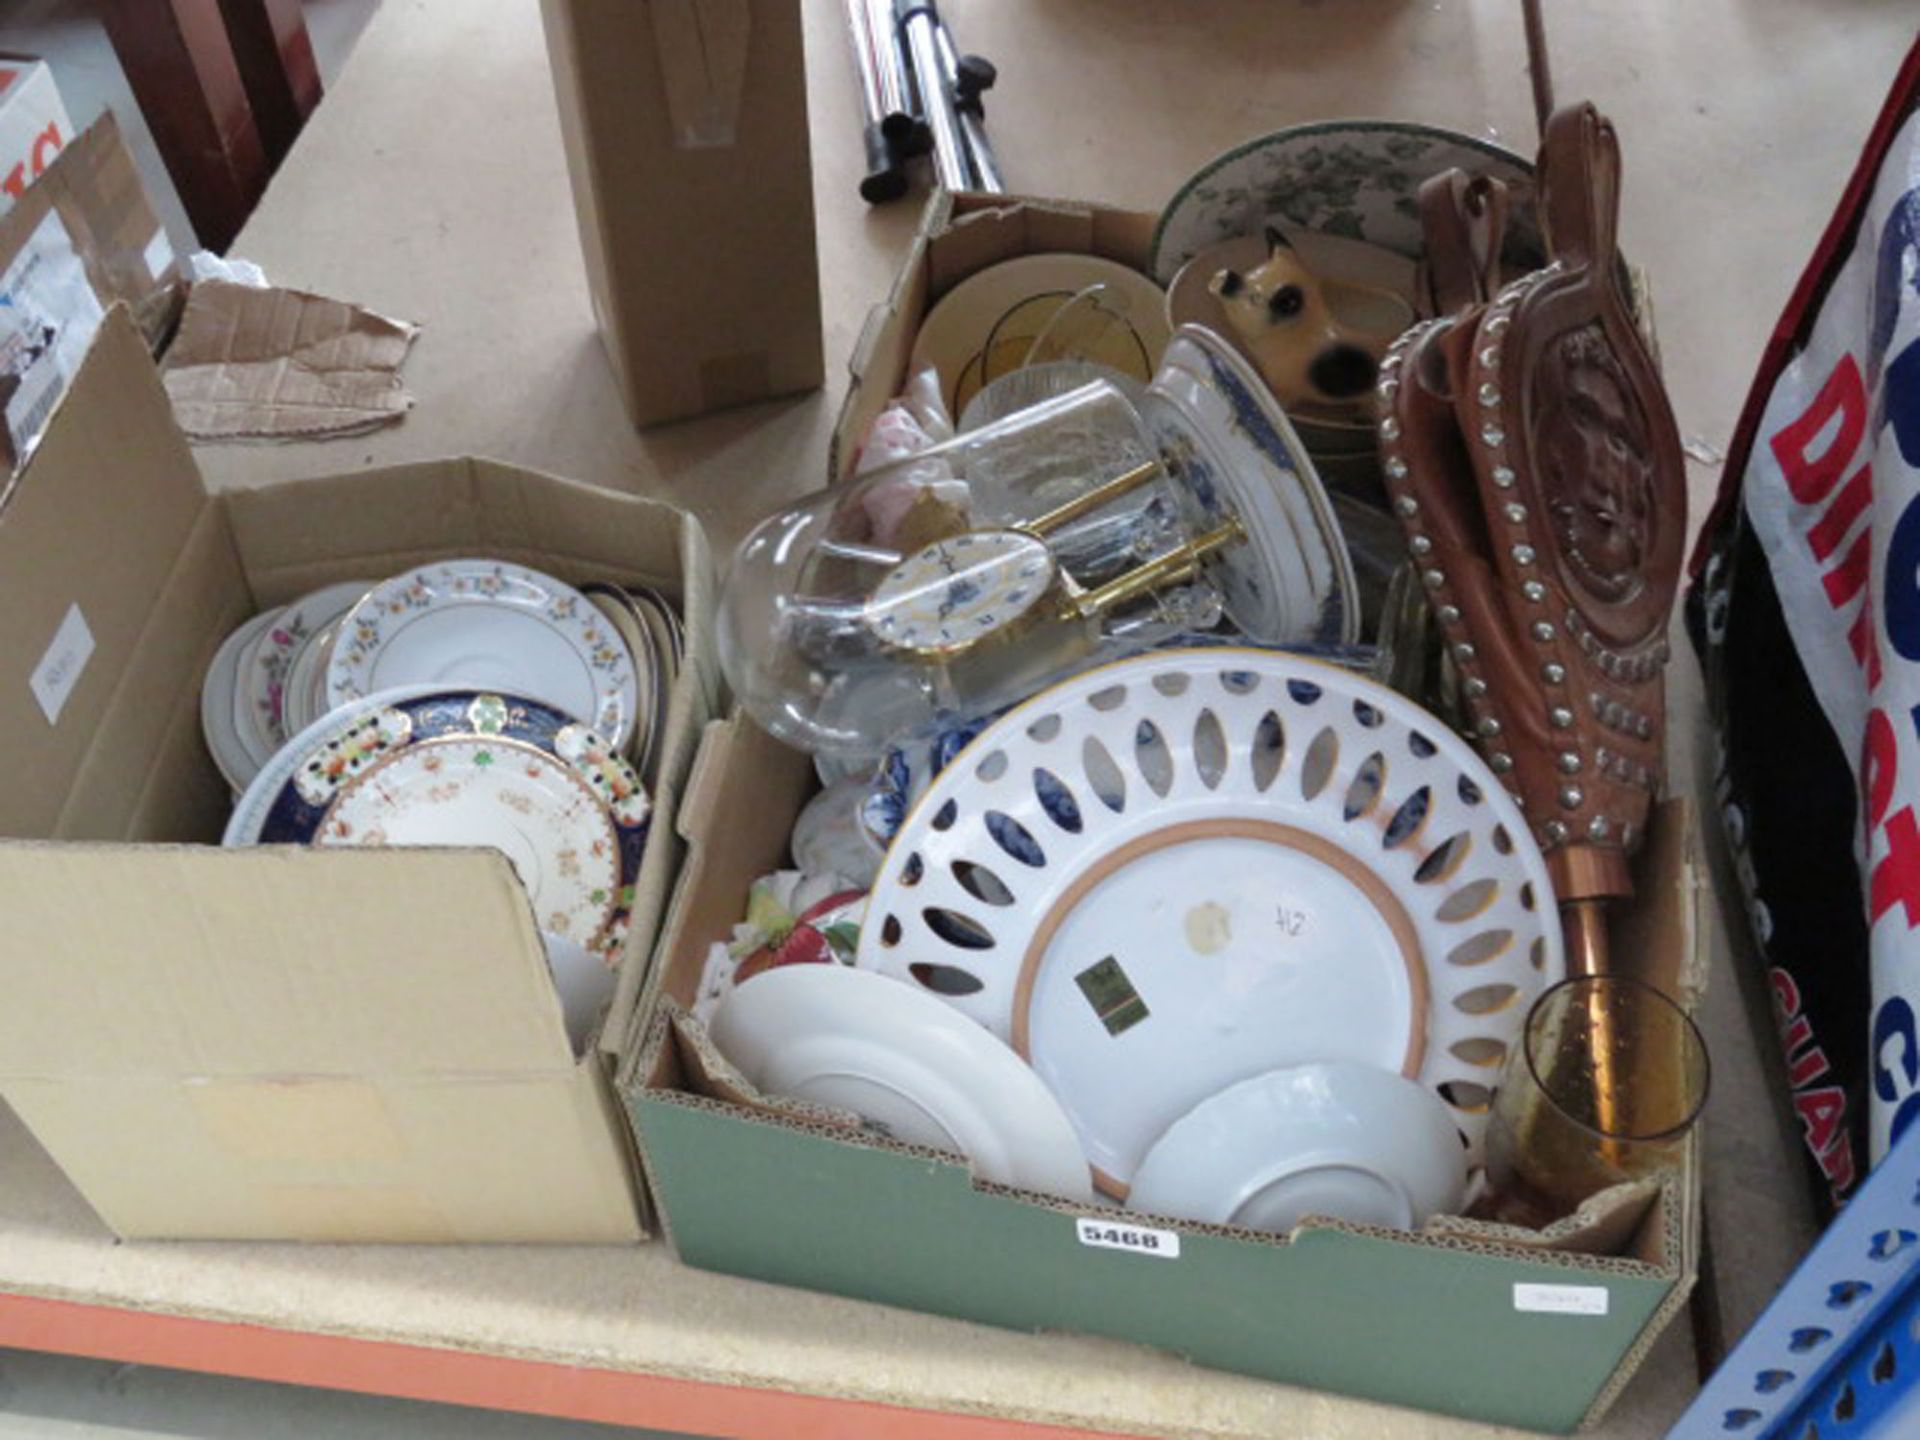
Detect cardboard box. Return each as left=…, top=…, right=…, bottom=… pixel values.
left=0, top=113, right=184, bottom=482
left=540, top=0, right=823, bottom=428
left=621, top=194, right=1709, bottom=1433
left=0, top=56, right=72, bottom=214
left=0, top=307, right=720, bottom=1243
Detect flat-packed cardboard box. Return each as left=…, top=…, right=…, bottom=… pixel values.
left=621, top=194, right=1709, bottom=1433
left=0, top=307, right=719, bottom=1243
left=0, top=55, right=72, bottom=212
left=540, top=0, right=823, bottom=428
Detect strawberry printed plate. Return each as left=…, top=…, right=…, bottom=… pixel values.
left=232, top=689, right=650, bottom=967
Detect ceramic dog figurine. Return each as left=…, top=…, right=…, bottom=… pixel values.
left=1209, top=226, right=1390, bottom=414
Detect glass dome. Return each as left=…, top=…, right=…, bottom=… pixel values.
left=719, top=324, right=1357, bottom=761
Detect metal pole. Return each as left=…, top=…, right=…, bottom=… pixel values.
left=1522, top=0, right=1554, bottom=136
left=936, top=22, right=1003, bottom=193
left=863, top=0, right=919, bottom=148
left=843, top=0, right=907, bottom=201
left=898, top=1, right=970, bottom=193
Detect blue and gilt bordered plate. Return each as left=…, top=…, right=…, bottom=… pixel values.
left=231, top=689, right=650, bottom=966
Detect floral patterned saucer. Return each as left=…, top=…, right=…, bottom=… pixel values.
left=327, top=559, right=639, bottom=748
left=235, top=580, right=371, bottom=758
left=245, top=689, right=651, bottom=966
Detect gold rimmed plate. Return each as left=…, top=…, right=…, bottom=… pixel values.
left=857, top=648, right=1564, bottom=1197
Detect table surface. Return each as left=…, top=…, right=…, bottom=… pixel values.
left=8, top=0, right=1914, bottom=1435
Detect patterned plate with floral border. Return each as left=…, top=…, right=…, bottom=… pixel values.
left=230, top=609, right=286, bottom=775
left=248, top=690, right=651, bottom=966
left=326, top=560, right=639, bottom=749
left=287, top=614, right=344, bottom=736
left=1148, top=120, right=1543, bottom=286
left=857, top=647, right=1563, bottom=1197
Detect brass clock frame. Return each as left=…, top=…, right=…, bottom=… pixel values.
left=866, top=459, right=1248, bottom=662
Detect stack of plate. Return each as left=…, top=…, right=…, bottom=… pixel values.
left=580, top=580, right=684, bottom=790
left=199, top=559, right=686, bottom=1050
left=201, top=559, right=685, bottom=796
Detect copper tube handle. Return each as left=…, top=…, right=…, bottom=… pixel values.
left=1562, top=897, right=1626, bottom=1149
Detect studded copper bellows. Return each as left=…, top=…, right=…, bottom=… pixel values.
left=1378, top=102, right=1685, bottom=914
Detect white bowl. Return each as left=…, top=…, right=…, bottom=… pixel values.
left=1128, top=1062, right=1468, bottom=1233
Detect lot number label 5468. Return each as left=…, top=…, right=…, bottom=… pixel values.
left=1075, top=1217, right=1181, bottom=1259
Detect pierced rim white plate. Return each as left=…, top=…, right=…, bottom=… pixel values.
left=238, top=581, right=372, bottom=753
left=908, top=254, right=1171, bottom=419
left=201, top=610, right=279, bottom=792
left=1128, top=1061, right=1469, bottom=1233
left=709, top=964, right=1094, bottom=1202
left=326, top=560, right=638, bottom=747
left=856, top=648, right=1564, bottom=1194
left=1143, top=323, right=1359, bottom=647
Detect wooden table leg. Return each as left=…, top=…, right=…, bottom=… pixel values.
left=99, top=0, right=269, bottom=252
left=215, top=0, right=323, bottom=167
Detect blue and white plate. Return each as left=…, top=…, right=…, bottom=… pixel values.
left=231, top=689, right=650, bottom=966
left=1143, top=323, right=1359, bottom=647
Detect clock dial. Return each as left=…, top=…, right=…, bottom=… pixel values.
left=867, top=531, right=1056, bottom=655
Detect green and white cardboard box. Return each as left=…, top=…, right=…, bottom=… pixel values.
left=621, top=194, right=1706, bottom=1433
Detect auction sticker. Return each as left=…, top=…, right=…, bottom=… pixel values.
left=1076, top=1217, right=1181, bottom=1259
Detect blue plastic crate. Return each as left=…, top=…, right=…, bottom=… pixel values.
left=1670, top=1124, right=1920, bottom=1438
